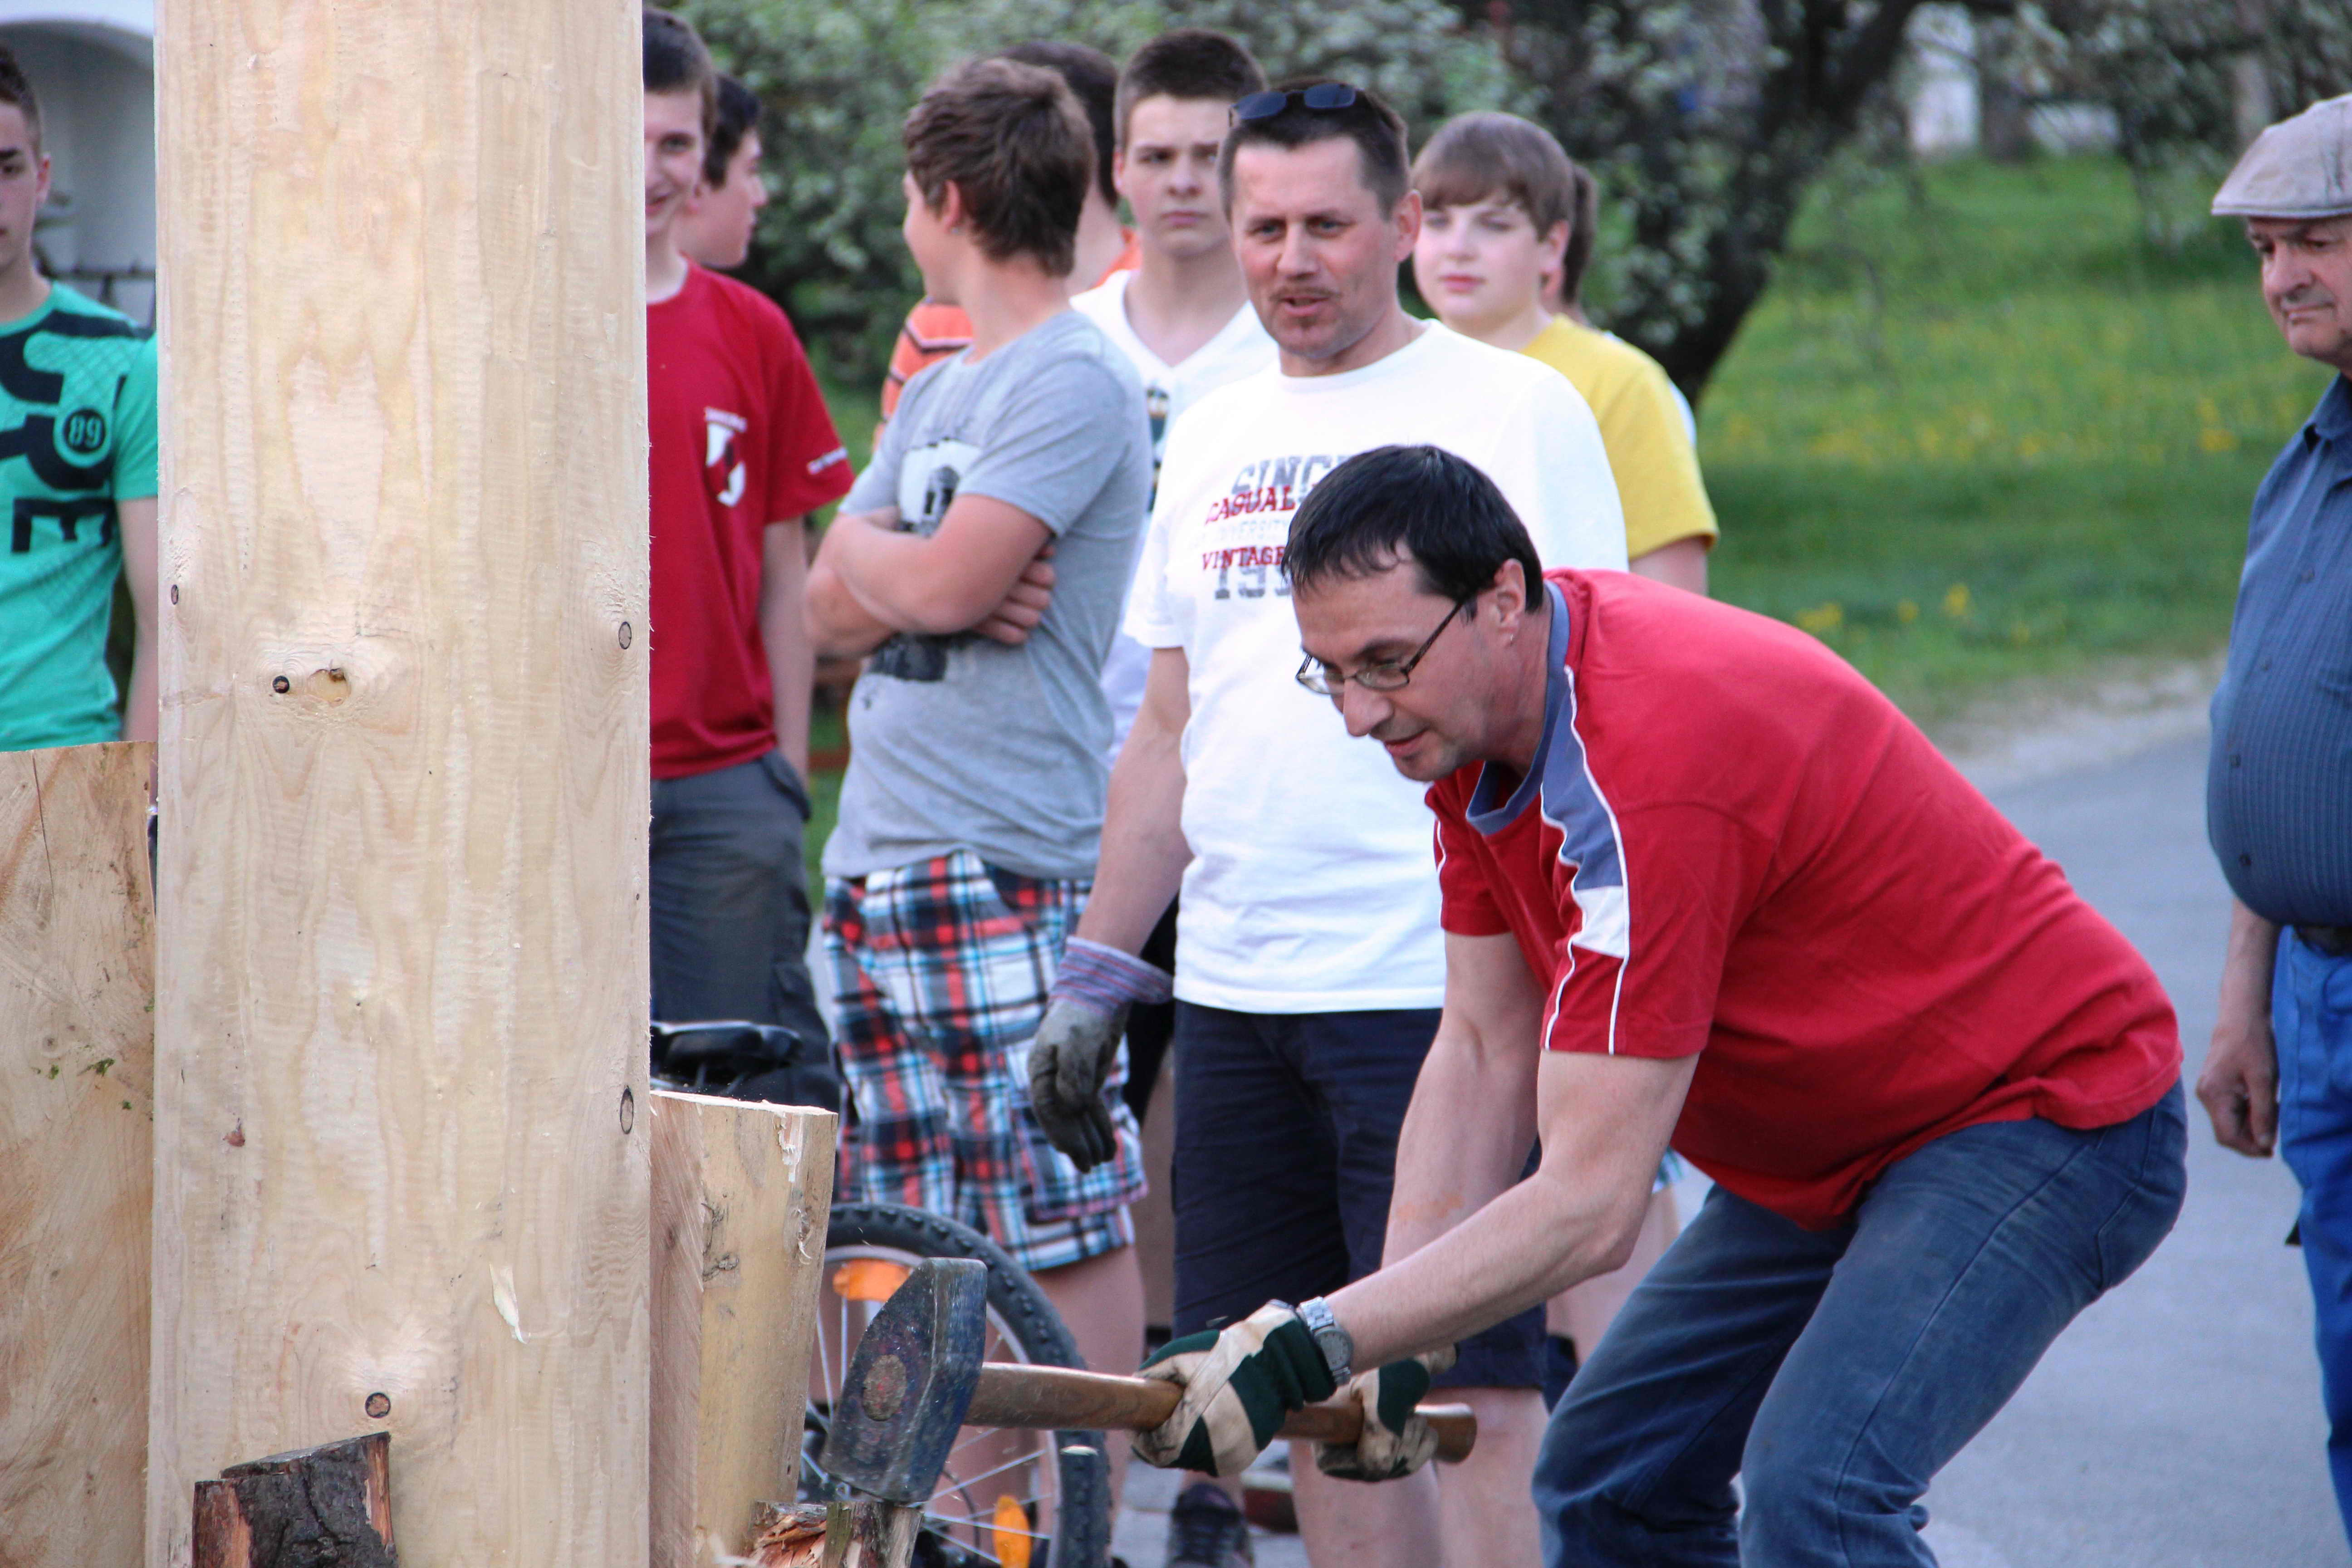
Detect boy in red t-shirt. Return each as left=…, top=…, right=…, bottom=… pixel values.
left=643, top=10, right=851, bottom=1100
left=1127, top=446, right=2188, bottom=1566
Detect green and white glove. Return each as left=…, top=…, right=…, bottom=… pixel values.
left=1028, top=937, right=1172, bottom=1171
left=1313, top=1345, right=1457, bottom=1482
left=1132, top=1303, right=1337, bottom=1477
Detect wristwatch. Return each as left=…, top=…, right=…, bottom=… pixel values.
left=1297, top=1295, right=1355, bottom=1384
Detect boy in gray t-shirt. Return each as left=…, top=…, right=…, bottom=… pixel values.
left=804, top=57, right=1154, bottom=1383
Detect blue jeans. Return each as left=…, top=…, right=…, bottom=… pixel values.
left=2274, top=929, right=2352, bottom=1547
left=1534, top=1087, right=2186, bottom=1567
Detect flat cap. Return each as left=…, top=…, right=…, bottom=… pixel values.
left=2214, top=93, right=2352, bottom=219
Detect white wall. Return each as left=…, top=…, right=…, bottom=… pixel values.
left=0, top=2, right=154, bottom=325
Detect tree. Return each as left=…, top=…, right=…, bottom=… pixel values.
left=1464, top=0, right=1932, bottom=400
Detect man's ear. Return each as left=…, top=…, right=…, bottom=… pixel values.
left=936, top=179, right=968, bottom=232
left=1392, top=189, right=1422, bottom=260
left=1539, top=219, right=1569, bottom=270
left=1490, top=557, right=1531, bottom=627
left=1112, top=147, right=1131, bottom=202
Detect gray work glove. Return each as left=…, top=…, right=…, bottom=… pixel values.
left=1313, top=1346, right=1457, bottom=1482
left=1028, top=936, right=1172, bottom=1171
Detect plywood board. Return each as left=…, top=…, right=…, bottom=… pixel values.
left=147, top=2, right=651, bottom=1563
left=0, top=742, right=155, bottom=1568
left=651, top=1092, right=837, bottom=1568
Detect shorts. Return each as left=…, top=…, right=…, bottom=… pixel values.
left=823, top=850, right=1145, bottom=1275
left=1170, top=1002, right=1544, bottom=1390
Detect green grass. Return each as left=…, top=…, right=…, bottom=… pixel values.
left=1697, top=155, right=2332, bottom=717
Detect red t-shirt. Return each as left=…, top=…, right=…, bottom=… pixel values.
left=647, top=265, right=853, bottom=779
left=1430, top=571, right=2180, bottom=1229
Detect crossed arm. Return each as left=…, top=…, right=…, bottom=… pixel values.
left=1329, top=930, right=1698, bottom=1367
left=805, top=495, right=1060, bottom=659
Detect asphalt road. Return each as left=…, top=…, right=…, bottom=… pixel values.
left=1117, top=727, right=2342, bottom=1567
left=1919, top=732, right=2338, bottom=1568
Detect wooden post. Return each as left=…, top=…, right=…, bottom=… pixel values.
left=651, top=1091, right=837, bottom=1568
left=192, top=1432, right=396, bottom=1568
left=0, top=742, right=155, bottom=1568
left=148, top=3, right=650, bottom=1565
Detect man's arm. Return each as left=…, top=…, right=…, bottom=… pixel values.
left=1381, top=932, right=1551, bottom=1265
left=119, top=497, right=159, bottom=744
left=1629, top=537, right=1709, bottom=595
left=760, top=516, right=814, bottom=779
left=808, top=494, right=1054, bottom=647
left=1070, top=647, right=1192, bottom=952
left=2197, top=897, right=2281, bottom=1156
left=1332, top=1029, right=1696, bottom=1368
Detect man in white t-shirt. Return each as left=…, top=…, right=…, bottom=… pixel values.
left=1073, top=29, right=1278, bottom=759
left=1028, top=80, right=1624, bottom=1568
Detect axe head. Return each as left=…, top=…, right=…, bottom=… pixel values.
left=819, top=1256, right=989, bottom=1504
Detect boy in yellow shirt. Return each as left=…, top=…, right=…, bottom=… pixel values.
left=1412, top=112, right=1717, bottom=594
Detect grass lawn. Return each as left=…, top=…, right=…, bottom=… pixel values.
left=1697, top=154, right=2332, bottom=717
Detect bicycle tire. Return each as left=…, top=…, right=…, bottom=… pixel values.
left=811, top=1201, right=1113, bottom=1568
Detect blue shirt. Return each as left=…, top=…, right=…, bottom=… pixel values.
left=2208, top=373, right=2352, bottom=925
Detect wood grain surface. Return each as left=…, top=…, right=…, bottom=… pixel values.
left=147, top=3, right=650, bottom=1563
left=650, top=1091, right=836, bottom=1568
left=0, top=742, right=156, bottom=1568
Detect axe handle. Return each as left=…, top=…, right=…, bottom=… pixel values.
left=963, top=1362, right=1478, bottom=1464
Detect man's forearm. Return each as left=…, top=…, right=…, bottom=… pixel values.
left=762, top=519, right=815, bottom=779
left=2219, top=897, right=2282, bottom=1033
left=1382, top=1019, right=1541, bottom=1266
left=1073, top=703, right=1191, bottom=954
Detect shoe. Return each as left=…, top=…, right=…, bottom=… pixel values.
left=1166, top=1479, right=1254, bottom=1568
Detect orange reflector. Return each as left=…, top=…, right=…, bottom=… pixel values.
left=831, top=1259, right=912, bottom=1302
left=990, top=1494, right=1031, bottom=1568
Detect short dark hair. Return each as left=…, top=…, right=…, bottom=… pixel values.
left=1000, top=41, right=1120, bottom=209
left=0, top=45, right=40, bottom=154
left=704, top=75, right=762, bottom=188
left=1219, top=79, right=1411, bottom=215
left=1115, top=30, right=1266, bottom=146
left=906, top=58, right=1093, bottom=278
left=1286, top=446, right=1543, bottom=606
left=642, top=7, right=716, bottom=140
left=1413, top=113, right=1597, bottom=301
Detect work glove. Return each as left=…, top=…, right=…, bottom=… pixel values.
left=1313, top=1345, right=1457, bottom=1482
left=1027, top=937, right=1172, bottom=1170
left=1132, top=1303, right=1337, bottom=1477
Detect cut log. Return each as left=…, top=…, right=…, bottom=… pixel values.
left=0, top=742, right=155, bottom=1568
left=147, top=1, right=650, bottom=1563
left=651, top=1091, right=837, bottom=1568
left=192, top=1432, right=396, bottom=1568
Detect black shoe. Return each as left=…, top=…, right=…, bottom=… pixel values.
left=1167, top=1479, right=1253, bottom=1568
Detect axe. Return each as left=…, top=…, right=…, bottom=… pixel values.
left=785, top=1260, right=1479, bottom=1567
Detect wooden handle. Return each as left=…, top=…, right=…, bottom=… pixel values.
left=962, top=1363, right=1477, bottom=1464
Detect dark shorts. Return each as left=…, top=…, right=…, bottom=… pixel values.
left=1169, top=1001, right=1544, bottom=1391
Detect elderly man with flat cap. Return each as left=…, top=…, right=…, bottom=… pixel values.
left=2198, top=90, right=2352, bottom=1543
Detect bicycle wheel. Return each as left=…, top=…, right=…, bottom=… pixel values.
left=804, top=1201, right=1112, bottom=1568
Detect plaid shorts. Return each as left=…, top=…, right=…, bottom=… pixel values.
left=823, top=850, right=1147, bottom=1275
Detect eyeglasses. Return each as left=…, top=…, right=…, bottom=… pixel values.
left=1233, top=83, right=1362, bottom=124
left=1295, top=596, right=1474, bottom=697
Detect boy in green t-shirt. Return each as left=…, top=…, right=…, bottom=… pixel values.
left=0, top=43, right=159, bottom=751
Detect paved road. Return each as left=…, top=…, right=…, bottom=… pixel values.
left=1921, top=733, right=2337, bottom=1568
left=1117, top=730, right=2340, bottom=1566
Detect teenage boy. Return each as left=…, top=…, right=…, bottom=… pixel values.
left=642, top=9, right=852, bottom=1100
left=678, top=74, right=768, bottom=272
left=1025, top=83, right=1623, bottom=1568
left=806, top=57, right=1154, bottom=1416
left=0, top=44, right=157, bottom=752
left=879, top=41, right=1138, bottom=420
left=1413, top=113, right=1715, bottom=595
left=1073, top=29, right=1276, bottom=759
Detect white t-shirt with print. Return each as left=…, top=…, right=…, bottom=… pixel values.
left=1072, top=272, right=1278, bottom=759
left=1126, top=320, right=1627, bottom=1012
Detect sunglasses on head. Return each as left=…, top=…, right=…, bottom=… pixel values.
left=1232, top=83, right=1362, bottom=123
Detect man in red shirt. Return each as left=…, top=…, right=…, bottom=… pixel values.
left=643, top=10, right=852, bottom=1099
left=1129, top=445, right=2188, bottom=1565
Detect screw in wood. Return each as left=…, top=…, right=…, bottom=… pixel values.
left=364, top=1392, right=391, bottom=1420
left=618, top=621, right=633, bottom=649
left=619, top=1085, right=635, bottom=1133
left=271, top=676, right=290, bottom=694
left=169, top=583, right=180, bottom=604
